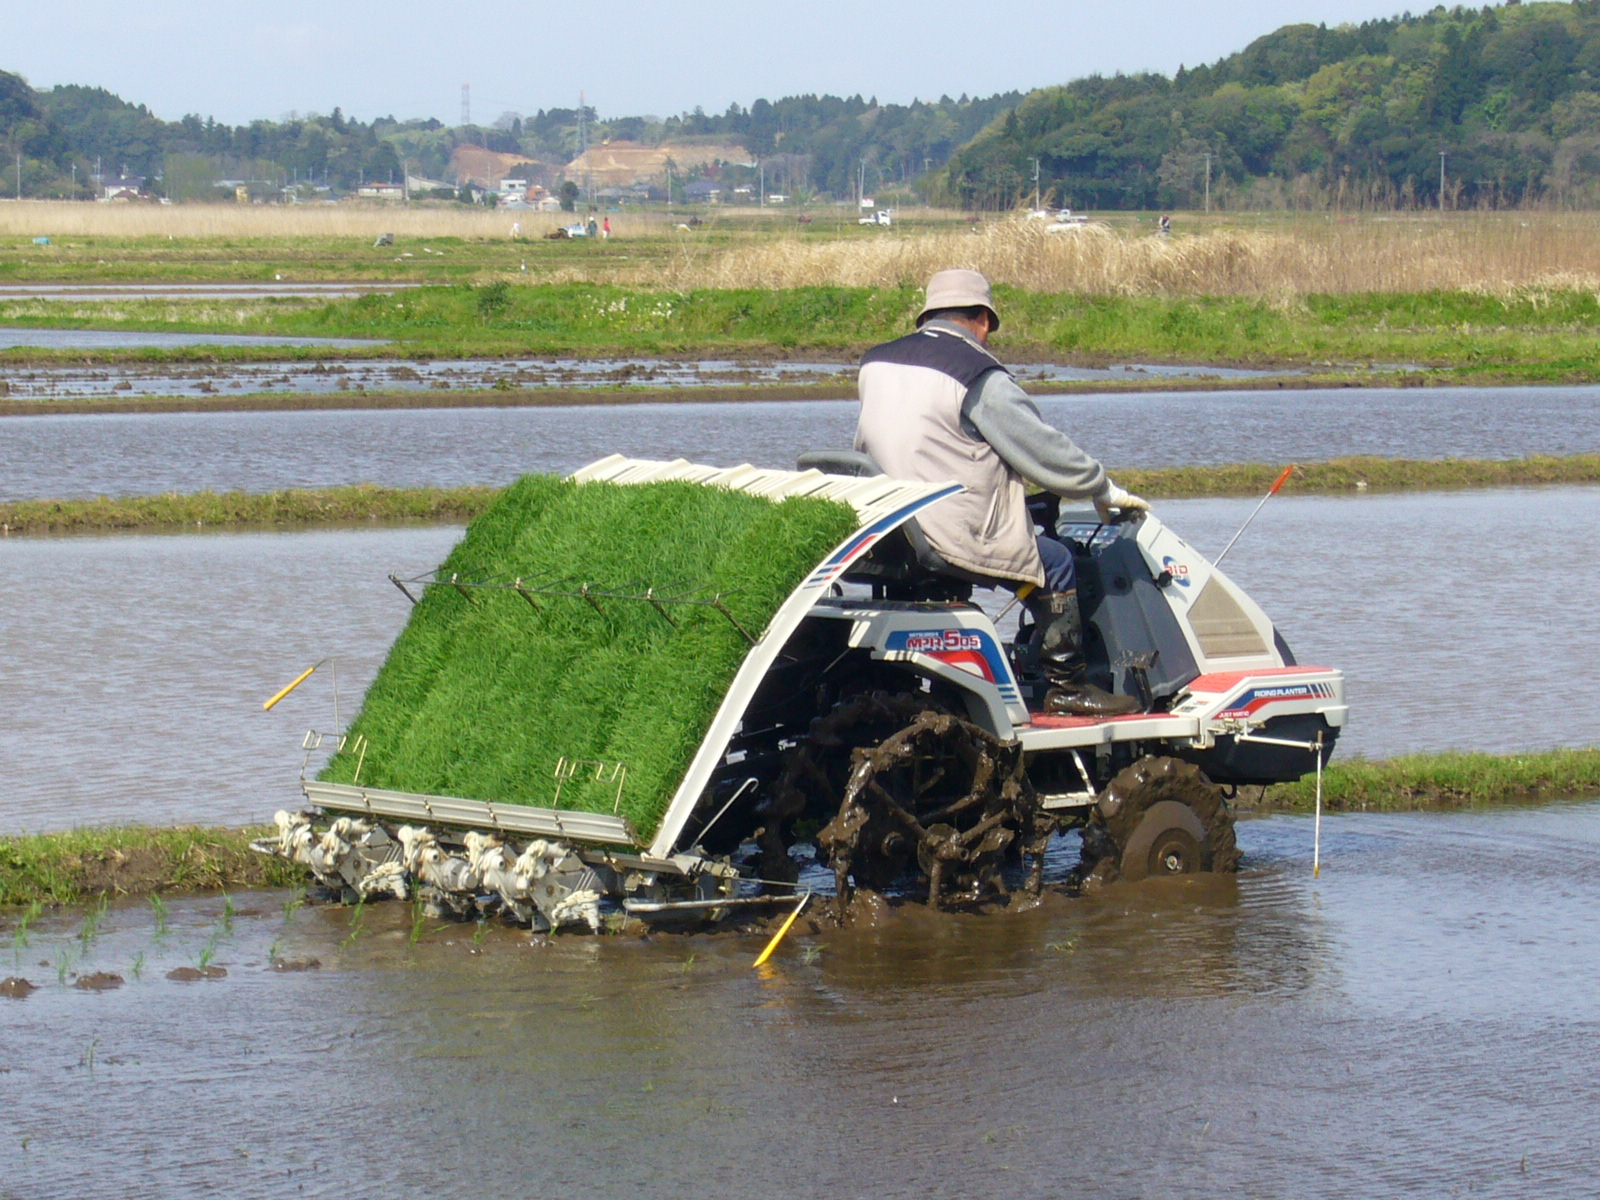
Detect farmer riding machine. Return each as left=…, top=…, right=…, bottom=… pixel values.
left=256, top=454, right=1346, bottom=930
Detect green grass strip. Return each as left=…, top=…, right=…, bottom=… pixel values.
left=1257, top=748, right=1600, bottom=813
left=0, top=484, right=499, bottom=534
left=1116, top=454, right=1600, bottom=498
left=5, top=456, right=1598, bottom=535
left=317, top=475, right=859, bottom=840
left=0, top=826, right=304, bottom=908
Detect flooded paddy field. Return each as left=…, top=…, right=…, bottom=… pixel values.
left=3, top=384, right=1599, bottom=502
left=0, top=327, right=385, bottom=351
left=0, top=356, right=1287, bottom=403
left=3, top=803, right=1598, bottom=1198
left=4, top=488, right=1597, bottom=835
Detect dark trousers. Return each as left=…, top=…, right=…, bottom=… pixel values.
left=1034, top=534, right=1076, bottom=593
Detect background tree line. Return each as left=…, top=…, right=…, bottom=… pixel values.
left=947, top=1, right=1600, bottom=210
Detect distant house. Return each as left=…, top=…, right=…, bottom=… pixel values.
left=98, top=176, right=148, bottom=202
left=357, top=182, right=406, bottom=200
left=683, top=179, right=722, bottom=203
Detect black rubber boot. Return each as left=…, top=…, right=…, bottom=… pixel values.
left=1026, top=589, right=1141, bottom=718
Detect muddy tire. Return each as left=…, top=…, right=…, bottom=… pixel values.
left=1079, top=756, right=1239, bottom=885
left=816, top=711, right=1052, bottom=911
left=759, top=691, right=935, bottom=889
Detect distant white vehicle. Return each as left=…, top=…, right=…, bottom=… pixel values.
left=859, top=197, right=876, bottom=208
left=858, top=209, right=893, bottom=226
left=767, top=193, right=787, bottom=203
left=1046, top=208, right=1091, bottom=232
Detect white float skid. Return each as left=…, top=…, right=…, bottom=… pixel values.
left=269, top=456, right=1344, bottom=924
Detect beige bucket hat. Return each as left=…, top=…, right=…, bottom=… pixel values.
left=915, top=268, right=1000, bottom=331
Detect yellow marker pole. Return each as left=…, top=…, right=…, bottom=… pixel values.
left=752, top=892, right=811, bottom=968
left=263, top=661, right=322, bottom=711
left=994, top=581, right=1037, bottom=623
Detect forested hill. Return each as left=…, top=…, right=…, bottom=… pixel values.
left=947, top=1, right=1600, bottom=210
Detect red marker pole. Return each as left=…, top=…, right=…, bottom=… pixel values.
left=1213, top=464, right=1295, bottom=567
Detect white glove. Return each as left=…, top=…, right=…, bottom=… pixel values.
left=1094, top=481, right=1150, bottom=522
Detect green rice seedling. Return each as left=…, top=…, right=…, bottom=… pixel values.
left=800, top=944, right=825, bottom=965
left=282, top=887, right=306, bottom=921
left=55, top=945, right=74, bottom=985
left=408, top=898, right=428, bottom=947
left=130, top=951, right=145, bottom=979
left=78, top=896, right=108, bottom=952
left=197, top=931, right=220, bottom=971
left=11, top=900, right=43, bottom=960
left=470, top=919, right=488, bottom=947
left=220, top=892, right=236, bottom=934
left=318, top=477, right=858, bottom=842
left=149, top=893, right=169, bottom=937
left=340, top=901, right=367, bottom=950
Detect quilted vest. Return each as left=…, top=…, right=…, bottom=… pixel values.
left=855, top=326, right=1044, bottom=587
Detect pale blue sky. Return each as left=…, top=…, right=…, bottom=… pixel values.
left=9, top=0, right=1441, bottom=125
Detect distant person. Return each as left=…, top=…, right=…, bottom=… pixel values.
left=1158, top=214, right=1172, bottom=235
left=587, top=216, right=598, bottom=239
left=854, top=269, right=1148, bottom=717
left=602, top=216, right=611, bottom=239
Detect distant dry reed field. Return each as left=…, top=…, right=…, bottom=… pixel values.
left=0, top=200, right=554, bottom=240
left=8, top=200, right=1600, bottom=295
left=654, top=215, right=1600, bottom=296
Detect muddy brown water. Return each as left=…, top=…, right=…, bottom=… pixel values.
left=2, top=487, right=1597, bottom=835
left=2, top=803, right=1597, bottom=1198
left=4, top=384, right=1600, bottom=501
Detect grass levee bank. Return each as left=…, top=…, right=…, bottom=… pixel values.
left=0, top=826, right=304, bottom=908
left=0, top=484, right=499, bottom=534
left=5, top=280, right=1600, bottom=380
left=5, top=456, right=1597, bottom=535
left=1255, top=748, right=1600, bottom=814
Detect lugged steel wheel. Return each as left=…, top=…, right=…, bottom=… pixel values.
left=758, top=691, right=933, bottom=889
left=1077, top=755, right=1240, bottom=885
left=815, top=712, right=1052, bottom=911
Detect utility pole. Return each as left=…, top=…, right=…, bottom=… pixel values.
left=15, top=154, right=20, bottom=201
left=1439, top=150, right=1447, bottom=211
left=1204, top=151, right=1212, bottom=213
left=758, top=159, right=765, bottom=207
left=1029, top=157, right=1040, bottom=211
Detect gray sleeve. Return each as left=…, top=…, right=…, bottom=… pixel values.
left=962, top=369, right=1110, bottom=500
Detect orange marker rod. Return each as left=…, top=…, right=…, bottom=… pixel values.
left=1214, top=465, right=1295, bottom=567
